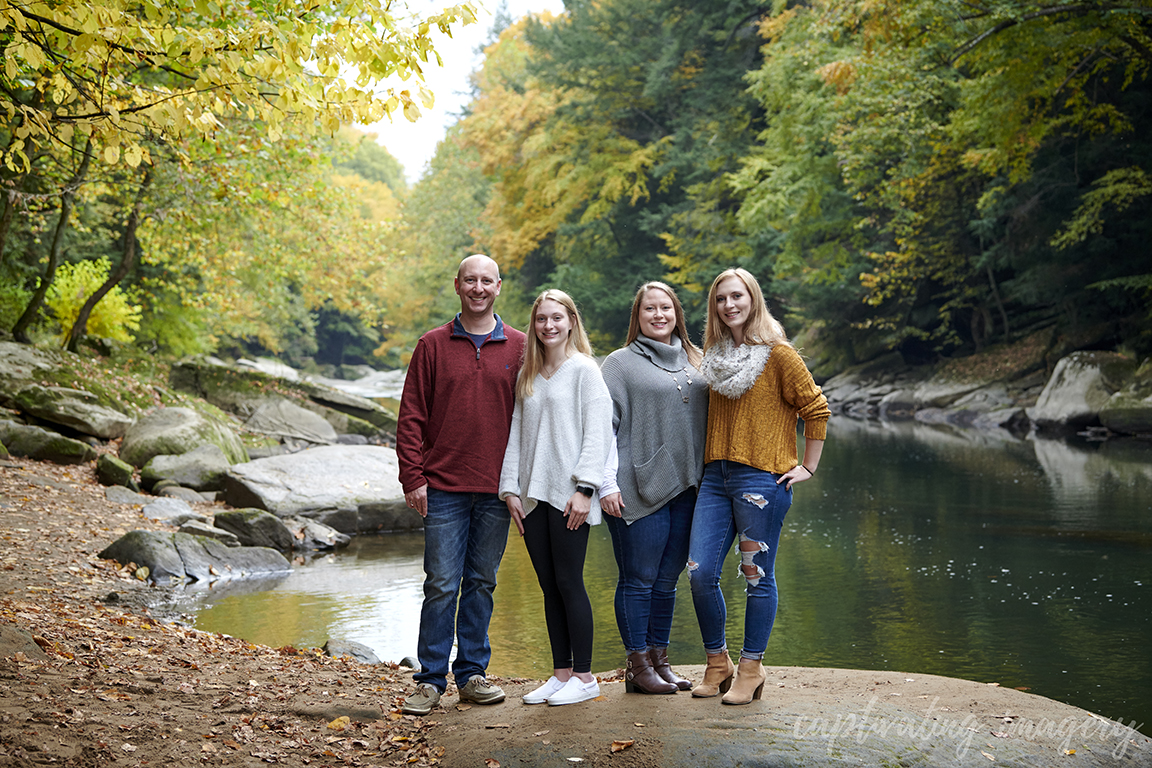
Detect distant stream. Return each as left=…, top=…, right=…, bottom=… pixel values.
left=172, top=416, right=1152, bottom=735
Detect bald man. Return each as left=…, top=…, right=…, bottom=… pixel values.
left=395, top=255, right=527, bottom=715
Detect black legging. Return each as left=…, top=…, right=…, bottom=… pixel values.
left=521, top=502, right=594, bottom=673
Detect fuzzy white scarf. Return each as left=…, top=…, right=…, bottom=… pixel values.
left=700, top=337, right=772, bottom=399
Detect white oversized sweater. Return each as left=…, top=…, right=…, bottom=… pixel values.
left=498, top=354, right=613, bottom=526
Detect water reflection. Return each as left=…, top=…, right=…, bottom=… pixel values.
left=180, top=417, right=1152, bottom=734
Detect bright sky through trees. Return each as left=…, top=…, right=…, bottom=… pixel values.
left=363, top=0, right=564, bottom=182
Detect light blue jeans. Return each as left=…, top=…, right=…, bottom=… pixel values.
left=687, top=461, right=791, bottom=660
left=413, top=489, right=510, bottom=692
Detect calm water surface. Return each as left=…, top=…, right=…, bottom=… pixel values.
left=179, top=417, right=1152, bottom=733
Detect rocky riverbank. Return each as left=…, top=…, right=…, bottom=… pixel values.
left=818, top=331, right=1151, bottom=439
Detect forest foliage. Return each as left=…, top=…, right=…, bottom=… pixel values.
left=3, top=0, right=1150, bottom=373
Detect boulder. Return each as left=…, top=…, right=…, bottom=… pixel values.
left=170, top=357, right=395, bottom=432
left=140, top=444, right=232, bottom=491
left=282, top=515, right=352, bottom=550
left=315, top=499, right=424, bottom=535
left=322, top=639, right=380, bottom=665
left=222, top=445, right=404, bottom=518
left=177, top=520, right=241, bottom=547
left=362, top=500, right=421, bottom=532
left=98, top=530, right=290, bottom=585
left=168, top=357, right=277, bottom=417
left=243, top=398, right=338, bottom=444
left=1099, top=359, right=1152, bottom=435
left=296, top=380, right=397, bottom=432
left=213, top=508, right=295, bottom=552
left=0, top=341, right=60, bottom=383
left=120, top=406, right=247, bottom=468
left=236, top=357, right=300, bottom=380
left=304, top=403, right=382, bottom=438
left=98, top=530, right=187, bottom=584
left=12, top=384, right=134, bottom=439
left=1028, top=351, right=1138, bottom=432
left=141, top=497, right=204, bottom=525
left=105, top=485, right=151, bottom=505
left=159, top=485, right=209, bottom=504
left=0, top=420, right=97, bottom=464
left=95, top=454, right=139, bottom=491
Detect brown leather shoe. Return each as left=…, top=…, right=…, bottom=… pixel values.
left=624, top=651, right=678, bottom=694
left=721, top=658, right=766, bottom=705
left=690, top=651, right=735, bottom=698
left=649, top=647, right=691, bottom=691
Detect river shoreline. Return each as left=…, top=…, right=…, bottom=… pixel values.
left=3, top=455, right=1150, bottom=767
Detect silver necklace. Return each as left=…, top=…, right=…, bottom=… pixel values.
left=666, top=367, right=691, bottom=403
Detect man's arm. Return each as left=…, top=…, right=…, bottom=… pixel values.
left=396, top=337, right=433, bottom=515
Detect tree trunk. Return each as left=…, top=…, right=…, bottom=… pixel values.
left=66, top=167, right=153, bottom=353
left=11, top=138, right=94, bottom=343
left=986, top=263, right=1010, bottom=341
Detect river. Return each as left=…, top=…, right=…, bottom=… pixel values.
left=175, top=416, right=1152, bottom=734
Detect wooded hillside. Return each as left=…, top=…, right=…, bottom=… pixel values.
left=4, top=0, right=1149, bottom=374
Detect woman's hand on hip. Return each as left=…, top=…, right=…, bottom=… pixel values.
left=564, top=492, right=591, bottom=530
left=777, top=464, right=815, bottom=491
left=600, top=492, right=624, bottom=518
left=505, top=495, right=526, bottom=536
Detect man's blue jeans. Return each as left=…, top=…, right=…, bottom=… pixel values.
left=687, top=461, right=791, bottom=660
left=604, top=488, right=695, bottom=653
left=414, top=489, right=510, bottom=692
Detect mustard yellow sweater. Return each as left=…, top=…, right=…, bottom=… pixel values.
left=704, top=343, right=830, bottom=474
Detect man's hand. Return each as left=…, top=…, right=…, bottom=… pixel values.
left=405, top=484, right=429, bottom=517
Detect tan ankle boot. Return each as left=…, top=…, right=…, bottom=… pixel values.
left=721, top=658, right=766, bottom=705
left=690, top=651, right=735, bottom=698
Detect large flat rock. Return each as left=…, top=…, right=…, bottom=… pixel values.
left=223, top=445, right=404, bottom=517
left=423, top=666, right=1151, bottom=767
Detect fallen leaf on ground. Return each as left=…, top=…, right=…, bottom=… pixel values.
left=326, top=715, right=350, bottom=731
left=484, top=759, right=500, bottom=768
left=981, top=750, right=995, bottom=761
left=534, top=730, right=550, bottom=737
left=1064, top=750, right=1076, bottom=756
left=485, top=723, right=511, bottom=729
left=456, top=704, right=472, bottom=711
left=611, top=740, right=634, bottom=753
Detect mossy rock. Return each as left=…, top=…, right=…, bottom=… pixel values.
left=119, top=406, right=248, bottom=468
left=96, top=453, right=139, bottom=490
left=0, top=420, right=97, bottom=464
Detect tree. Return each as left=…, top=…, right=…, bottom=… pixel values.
left=1, top=0, right=478, bottom=172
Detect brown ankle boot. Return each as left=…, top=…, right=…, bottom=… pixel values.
left=721, top=658, right=766, bottom=705
left=649, top=647, right=691, bottom=691
left=625, top=651, right=678, bottom=694
left=690, top=651, right=735, bottom=698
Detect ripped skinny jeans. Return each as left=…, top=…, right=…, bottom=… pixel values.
left=687, top=460, right=791, bottom=660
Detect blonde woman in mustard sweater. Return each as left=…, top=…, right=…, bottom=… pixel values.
left=687, top=268, right=830, bottom=705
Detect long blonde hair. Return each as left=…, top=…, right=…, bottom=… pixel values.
left=625, top=281, right=703, bottom=369
left=703, top=268, right=790, bottom=351
left=517, top=289, right=593, bottom=400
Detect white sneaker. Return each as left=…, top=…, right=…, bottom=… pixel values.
left=522, top=676, right=566, bottom=705
left=546, top=676, right=600, bottom=706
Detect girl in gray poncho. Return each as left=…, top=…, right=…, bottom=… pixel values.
left=599, top=282, right=709, bottom=695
